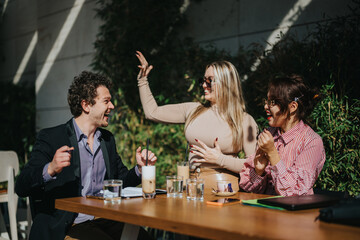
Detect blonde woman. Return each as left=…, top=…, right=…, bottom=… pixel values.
left=136, top=51, right=258, bottom=191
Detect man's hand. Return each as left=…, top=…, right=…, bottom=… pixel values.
left=48, top=146, right=74, bottom=177
left=135, top=147, right=157, bottom=173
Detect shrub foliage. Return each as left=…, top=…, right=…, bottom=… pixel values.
left=312, top=84, right=360, bottom=196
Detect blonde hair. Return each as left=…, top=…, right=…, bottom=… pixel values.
left=185, top=61, right=246, bottom=152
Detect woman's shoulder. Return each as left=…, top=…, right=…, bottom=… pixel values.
left=302, top=123, right=323, bottom=142
left=184, top=101, right=201, bottom=108
left=182, top=101, right=202, bottom=117
left=182, top=101, right=201, bottom=112
left=242, top=112, right=258, bottom=126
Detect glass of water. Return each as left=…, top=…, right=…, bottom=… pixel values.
left=186, top=178, right=204, bottom=201
left=166, top=175, right=183, bottom=198
left=103, top=179, right=123, bottom=203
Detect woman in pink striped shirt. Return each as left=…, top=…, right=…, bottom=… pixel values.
left=239, top=75, right=325, bottom=196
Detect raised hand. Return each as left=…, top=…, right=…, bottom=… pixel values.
left=135, top=51, right=153, bottom=79
left=48, top=146, right=74, bottom=177
left=191, top=138, right=222, bottom=164
left=257, top=129, right=276, bottom=155
left=257, top=129, right=280, bottom=166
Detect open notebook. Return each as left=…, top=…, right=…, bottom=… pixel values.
left=86, top=187, right=166, bottom=199
left=122, top=187, right=166, bottom=198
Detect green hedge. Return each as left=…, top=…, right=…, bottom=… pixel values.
left=312, top=84, right=360, bottom=196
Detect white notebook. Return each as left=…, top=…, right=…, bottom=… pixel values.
left=121, top=187, right=166, bottom=198
left=121, top=187, right=143, bottom=198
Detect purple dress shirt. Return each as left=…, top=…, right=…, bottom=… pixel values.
left=42, top=118, right=141, bottom=224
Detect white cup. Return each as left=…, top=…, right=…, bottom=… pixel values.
left=217, top=180, right=233, bottom=193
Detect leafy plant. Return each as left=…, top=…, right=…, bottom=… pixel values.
left=312, top=84, right=360, bottom=196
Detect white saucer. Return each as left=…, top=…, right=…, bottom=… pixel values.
left=212, top=191, right=236, bottom=197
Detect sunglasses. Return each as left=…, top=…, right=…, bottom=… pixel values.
left=198, top=76, right=214, bottom=88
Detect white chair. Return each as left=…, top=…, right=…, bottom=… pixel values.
left=17, top=197, right=31, bottom=240
left=0, top=151, right=19, bottom=240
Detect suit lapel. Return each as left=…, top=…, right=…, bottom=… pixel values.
left=100, top=138, right=111, bottom=179
left=66, top=120, right=81, bottom=179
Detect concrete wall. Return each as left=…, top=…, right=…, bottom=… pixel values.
left=35, top=0, right=100, bottom=131
left=0, top=0, right=37, bottom=84
left=0, top=0, right=100, bottom=131
left=0, top=0, right=355, bottom=131
left=183, top=0, right=356, bottom=53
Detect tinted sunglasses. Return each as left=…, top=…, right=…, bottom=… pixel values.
left=198, top=76, right=214, bottom=88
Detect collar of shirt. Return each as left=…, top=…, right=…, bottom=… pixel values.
left=72, top=118, right=102, bottom=143
left=270, top=120, right=305, bottom=145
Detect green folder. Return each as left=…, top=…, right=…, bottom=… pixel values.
left=242, top=196, right=285, bottom=210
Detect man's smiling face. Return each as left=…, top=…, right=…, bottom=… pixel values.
left=88, top=85, right=114, bottom=128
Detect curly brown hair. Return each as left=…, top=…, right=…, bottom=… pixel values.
left=67, top=71, right=112, bottom=117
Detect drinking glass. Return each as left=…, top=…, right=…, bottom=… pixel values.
left=103, top=179, right=123, bottom=203
left=166, top=175, right=183, bottom=198
left=177, top=162, right=189, bottom=185
left=186, top=178, right=204, bottom=201
left=142, top=165, right=156, bottom=199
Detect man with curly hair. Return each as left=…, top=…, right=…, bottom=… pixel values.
left=16, top=71, right=157, bottom=240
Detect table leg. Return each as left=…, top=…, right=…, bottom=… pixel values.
left=120, top=223, right=140, bottom=240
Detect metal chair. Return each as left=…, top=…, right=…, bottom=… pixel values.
left=0, top=151, right=19, bottom=240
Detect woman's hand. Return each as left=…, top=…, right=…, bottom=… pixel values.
left=257, top=129, right=280, bottom=166
left=191, top=138, right=223, bottom=164
left=253, top=148, right=268, bottom=176
left=257, top=129, right=276, bottom=155
left=136, top=51, right=153, bottom=79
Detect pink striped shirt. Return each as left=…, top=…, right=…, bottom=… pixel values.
left=239, top=120, right=326, bottom=196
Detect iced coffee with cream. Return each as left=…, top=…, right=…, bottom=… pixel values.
left=142, top=165, right=156, bottom=199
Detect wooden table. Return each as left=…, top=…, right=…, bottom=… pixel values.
left=55, top=192, right=360, bottom=239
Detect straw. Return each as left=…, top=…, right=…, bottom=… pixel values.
left=184, top=141, right=189, bottom=166
left=146, top=138, right=150, bottom=166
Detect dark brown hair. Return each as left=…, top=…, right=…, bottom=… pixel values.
left=268, top=74, right=318, bottom=122
left=67, top=71, right=111, bottom=117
